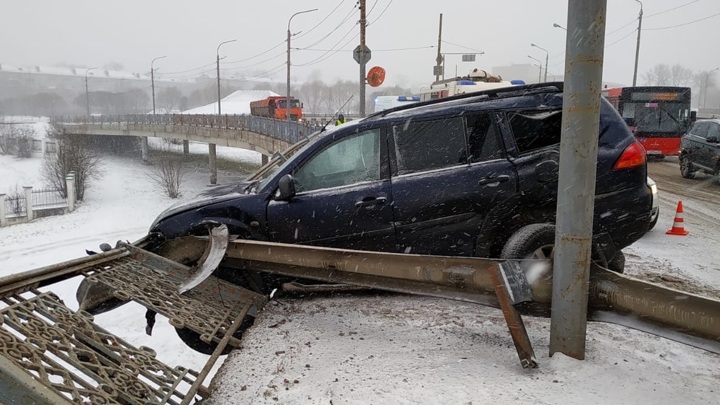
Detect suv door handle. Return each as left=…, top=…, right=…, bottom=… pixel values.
left=355, top=196, right=387, bottom=208
left=478, top=175, right=510, bottom=186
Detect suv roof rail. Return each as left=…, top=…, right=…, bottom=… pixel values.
left=366, top=82, right=565, bottom=120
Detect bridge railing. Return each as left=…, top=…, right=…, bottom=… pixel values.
left=51, top=114, right=324, bottom=145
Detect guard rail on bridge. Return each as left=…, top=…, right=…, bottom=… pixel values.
left=51, top=114, right=324, bottom=156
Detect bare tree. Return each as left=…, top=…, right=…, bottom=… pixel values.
left=41, top=128, right=102, bottom=201
left=643, top=64, right=693, bottom=87
left=297, top=80, right=328, bottom=115
left=669, top=65, right=693, bottom=87
left=0, top=124, right=34, bottom=158
left=5, top=185, right=25, bottom=216
left=147, top=156, right=186, bottom=198
left=324, top=80, right=357, bottom=115
left=157, top=86, right=184, bottom=114
left=0, top=125, right=13, bottom=155
left=642, top=64, right=672, bottom=86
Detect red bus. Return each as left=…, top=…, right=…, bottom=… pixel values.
left=601, top=86, right=692, bottom=157
left=249, top=96, right=303, bottom=121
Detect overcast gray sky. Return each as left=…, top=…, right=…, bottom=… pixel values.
left=2, top=0, right=718, bottom=88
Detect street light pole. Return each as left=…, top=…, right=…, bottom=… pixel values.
left=84, top=67, right=98, bottom=117
left=553, top=22, right=567, bottom=31
left=528, top=55, right=543, bottom=83
left=216, top=39, right=236, bottom=116
left=632, top=0, right=643, bottom=86
left=144, top=56, right=167, bottom=164
left=531, top=43, right=549, bottom=82
left=211, top=39, right=236, bottom=185
left=703, top=67, right=720, bottom=108
left=151, top=56, right=167, bottom=115
left=287, top=9, right=317, bottom=125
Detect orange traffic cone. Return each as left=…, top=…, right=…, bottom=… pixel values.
left=666, top=200, right=689, bottom=236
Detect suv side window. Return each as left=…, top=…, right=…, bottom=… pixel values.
left=294, top=129, right=380, bottom=192
left=465, top=112, right=504, bottom=162
left=691, top=122, right=709, bottom=138
left=393, top=116, right=466, bottom=174
left=507, top=109, right=562, bottom=154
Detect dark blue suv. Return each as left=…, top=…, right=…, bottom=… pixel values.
left=150, top=83, right=652, bottom=273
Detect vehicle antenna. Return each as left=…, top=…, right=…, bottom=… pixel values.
left=320, top=95, right=355, bottom=133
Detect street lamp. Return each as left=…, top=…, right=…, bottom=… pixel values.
left=553, top=22, right=567, bottom=31
left=528, top=55, right=543, bottom=83
left=287, top=9, right=318, bottom=124
left=151, top=56, right=167, bottom=115
left=632, top=0, right=643, bottom=86
left=216, top=39, right=237, bottom=115
left=530, top=43, right=549, bottom=82
left=85, top=67, right=98, bottom=117
left=703, top=67, right=720, bottom=108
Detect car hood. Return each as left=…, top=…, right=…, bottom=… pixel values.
left=150, top=181, right=252, bottom=230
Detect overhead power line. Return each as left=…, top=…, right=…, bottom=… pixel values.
left=367, top=0, right=394, bottom=26
left=645, top=0, right=701, bottom=18
left=644, top=11, right=720, bottom=30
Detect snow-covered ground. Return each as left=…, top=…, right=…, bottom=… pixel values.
left=1, top=134, right=719, bottom=404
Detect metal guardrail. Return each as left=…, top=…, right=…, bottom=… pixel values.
left=51, top=114, right=325, bottom=146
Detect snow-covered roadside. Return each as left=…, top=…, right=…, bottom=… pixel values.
left=205, top=295, right=718, bottom=405
left=0, top=147, right=261, bottom=387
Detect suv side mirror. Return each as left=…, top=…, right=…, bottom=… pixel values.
left=276, top=174, right=296, bottom=200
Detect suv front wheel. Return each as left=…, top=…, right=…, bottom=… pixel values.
left=680, top=155, right=696, bottom=179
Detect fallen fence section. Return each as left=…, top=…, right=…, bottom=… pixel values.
left=0, top=244, right=265, bottom=405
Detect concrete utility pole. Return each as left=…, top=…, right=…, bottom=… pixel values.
left=84, top=67, right=97, bottom=117
left=528, top=55, right=543, bottom=83
left=213, top=39, right=236, bottom=185
left=287, top=9, right=317, bottom=125
left=531, top=43, right=549, bottom=82
left=632, top=0, right=643, bottom=86
left=434, top=13, right=443, bottom=82
left=550, top=0, right=607, bottom=360
left=359, top=0, right=367, bottom=117
left=703, top=67, right=719, bottom=108
left=147, top=55, right=166, bottom=164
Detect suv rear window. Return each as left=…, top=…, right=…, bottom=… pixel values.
left=507, top=109, right=562, bottom=153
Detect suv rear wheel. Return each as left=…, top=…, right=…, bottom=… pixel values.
left=500, top=223, right=555, bottom=260
left=680, top=156, right=696, bottom=179
left=500, top=223, right=625, bottom=273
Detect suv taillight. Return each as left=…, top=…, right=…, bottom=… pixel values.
left=614, top=141, right=646, bottom=170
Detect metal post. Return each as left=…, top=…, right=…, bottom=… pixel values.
left=213, top=40, right=236, bottom=185
left=703, top=68, right=719, bottom=108
left=528, top=55, right=543, bottom=83
left=0, top=193, right=6, bottom=227
left=23, top=186, right=33, bottom=221
left=435, top=14, right=443, bottom=82
left=147, top=56, right=166, bottom=164
left=84, top=67, right=97, bottom=117
left=287, top=9, right=317, bottom=126
left=550, top=0, right=607, bottom=360
left=531, top=43, right=549, bottom=82
left=632, top=1, right=643, bottom=86
left=359, top=0, right=367, bottom=117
